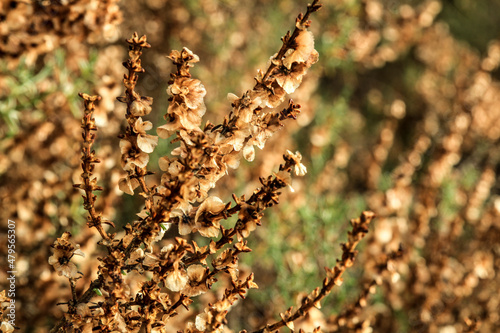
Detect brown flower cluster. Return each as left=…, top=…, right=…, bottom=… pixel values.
left=117, top=33, right=157, bottom=197
left=6, top=0, right=498, bottom=332
left=153, top=4, right=320, bottom=214
left=48, top=232, right=85, bottom=279
left=48, top=2, right=382, bottom=332
left=0, top=0, right=121, bottom=68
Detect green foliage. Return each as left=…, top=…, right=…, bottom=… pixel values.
left=0, top=48, right=98, bottom=137
left=1, top=57, right=52, bottom=136
left=244, top=192, right=367, bottom=316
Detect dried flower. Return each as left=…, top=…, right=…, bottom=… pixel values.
left=182, top=264, right=210, bottom=297
left=0, top=322, right=14, bottom=333
left=118, top=175, right=140, bottom=195
left=168, top=77, right=207, bottom=111
left=133, top=117, right=158, bottom=153
left=237, top=203, right=261, bottom=239
left=285, top=150, right=307, bottom=176
left=129, top=97, right=153, bottom=117
left=165, top=265, right=188, bottom=292
left=213, top=249, right=239, bottom=281
left=194, top=196, right=227, bottom=238
left=48, top=232, right=85, bottom=278
left=243, top=144, right=256, bottom=162
left=157, top=76, right=207, bottom=138
left=168, top=47, right=200, bottom=76
left=170, top=201, right=195, bottom=235
left=195, top=313, right=208, bottom=331
left=283, top=30, right=316, bottom=69
left=120, top=139, right=149, bottom=170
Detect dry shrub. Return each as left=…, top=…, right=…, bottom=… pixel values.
left=0, top=0, right=499, bottom=332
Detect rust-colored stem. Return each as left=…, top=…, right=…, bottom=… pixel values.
left=77, top=93, right=112, bottom=242
left=253, top=211, right=375, bottom=333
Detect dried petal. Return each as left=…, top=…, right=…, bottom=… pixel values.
left=130, top=98, right=153, bottom=116
left=283, top=30, right=315, bottom=69
left=137, top=134, right=158, bottom=153
left=165, top=268, right=188, bottom=292
left=243, top=144, right=255, bottom=162
left=118, top=176, right=140, bottom=195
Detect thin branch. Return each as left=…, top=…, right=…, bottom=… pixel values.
left=253, top=211, right=376, bottom=333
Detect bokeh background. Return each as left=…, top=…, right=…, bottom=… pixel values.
left=1, top=0, right=500, bottom=332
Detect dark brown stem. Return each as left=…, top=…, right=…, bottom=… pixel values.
left=49, top=275, right=104, bottom=333
left=76, top=93, right=112, bottom=243
left=68, top=278, right=78, bottom=314
left=329, top=247, right=404, bottom=329
left=184, top=160, right=295, bottom=266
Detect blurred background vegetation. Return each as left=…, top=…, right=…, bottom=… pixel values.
left=1, top=0, right=500, bottom=332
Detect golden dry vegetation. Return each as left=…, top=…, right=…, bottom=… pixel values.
left=1, top=0, right=499, bottom=332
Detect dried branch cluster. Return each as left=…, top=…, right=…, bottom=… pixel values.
left=44, top=2, right=390, bottom=332
left=4, top=0, right=497, bottom=332
left=73, top=93, right=113, bottom=242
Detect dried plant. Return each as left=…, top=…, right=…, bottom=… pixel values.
left=41, top=1, right=389, bottom=332
left=2, top=0, right=500, bottom=332
left=0, top=0, right=121, bottom=68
